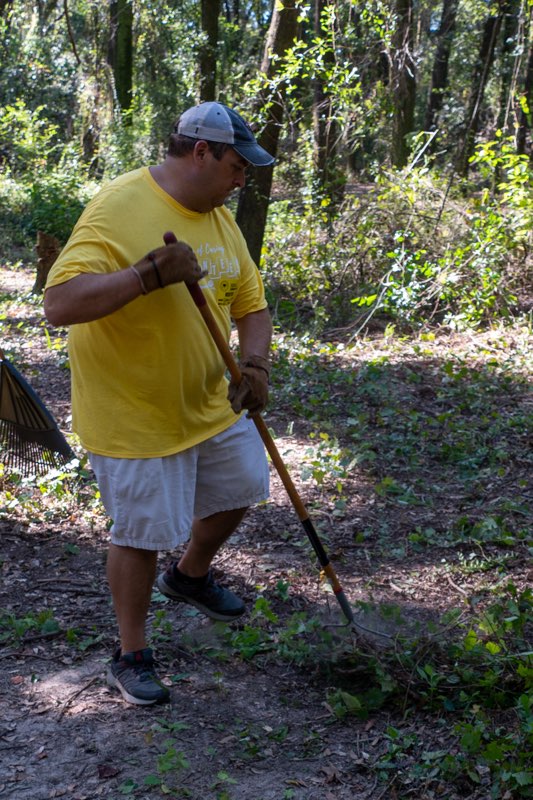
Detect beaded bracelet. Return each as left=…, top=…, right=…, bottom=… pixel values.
left=147, top=252, right=163, bottom=288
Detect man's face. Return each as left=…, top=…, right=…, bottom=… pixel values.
left=201, top=147, right=249, bottom=211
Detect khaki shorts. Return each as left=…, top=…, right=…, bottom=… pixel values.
left=89, top=416, right=269, bottom=550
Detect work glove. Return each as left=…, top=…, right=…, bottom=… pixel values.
left=227, top=355, right=270, bottom=416
left=131, top=240, right=206, bottom=294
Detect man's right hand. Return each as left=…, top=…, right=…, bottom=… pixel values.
left=133, top=241, right=207, bottom=293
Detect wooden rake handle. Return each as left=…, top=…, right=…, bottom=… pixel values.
left=184, top=281, right=355, bottom=626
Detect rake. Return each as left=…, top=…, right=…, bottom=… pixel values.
left=161, top=230, right=357, bottom=628
left=0, top=348, right=76, bottom=477
left=185, top=281, right=357, bottom=626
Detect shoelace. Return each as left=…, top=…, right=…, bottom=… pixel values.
left=127, top=660, right=160, bottom=682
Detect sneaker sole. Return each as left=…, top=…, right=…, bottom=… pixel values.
left=106, top=668, right=170, bottom=706
left=156, top=575, right=245, bottom=622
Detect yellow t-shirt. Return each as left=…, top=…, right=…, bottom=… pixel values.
left=45, top=167, right=267, bottom=457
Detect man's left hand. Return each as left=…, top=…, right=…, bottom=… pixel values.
left=228, top=355, right=270, bottom=415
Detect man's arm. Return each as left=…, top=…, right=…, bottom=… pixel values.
left=228, top=308, right=272, bottom=415
left=45, top=270, right=142, bottom=326
left=44, top=240, right=206, bottom=326
left=234, top=307, right=272, bottom=362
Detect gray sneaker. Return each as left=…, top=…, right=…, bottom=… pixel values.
left=107, top=648, right=170, bottom=705
left=157, top=566, right=245, bottom=621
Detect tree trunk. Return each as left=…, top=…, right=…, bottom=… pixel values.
left=391, top=0, right=417, bottom=167
left=108, top=0, right=133, bottom=116
left=200, top=0, right=220, bottom=101
left=424, top=0, right=459, bottom=133
left=33, top=232, right=61, bottom=294
left=312, top=0, right=342, bottom=205
left=497, top=0, right=521, bottom=134
left=236, top=0, right=299, bottom=265
left=516, top=31, right=533, bottom=158
left=36, top=0, right=60, bottom=28
left=456, top=3, right=504, bottom=176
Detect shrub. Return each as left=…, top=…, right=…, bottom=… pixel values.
left=263, top=140, right=532, bottom=333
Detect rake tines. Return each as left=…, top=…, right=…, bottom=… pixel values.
left=0, top=351, right=76, bottom=478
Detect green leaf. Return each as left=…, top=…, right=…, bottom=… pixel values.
left=144, top=774, right=162, bottom=786
left=338, top=691, right=362, bottom=712
left=482, top=741, right=504, bottom=762
left=40, top=618, right=60, bottom=634
left=513, top=772, right=533, bottom=787
left=118, top=779, right=138, bottom=795
left=463, top=629, right=479, bottom=651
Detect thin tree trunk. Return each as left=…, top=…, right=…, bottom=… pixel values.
left=236, top=0, right=299, bottom=265
left=497, top=0, right=521, bottom=133
left=63, top=0, right=81, bottom=66
left=516, top=11, right=533, bottom=156
left=200, top=0, right=219, bottom=101
left=424, top=0, right=459, bottom=133
left=108, top=0, right=133, bottom=116
left=312, top=0, right=342, bottom=204
left=391, top=0, right=417, bottom=167
left=456, top=3, right=504, bottom=176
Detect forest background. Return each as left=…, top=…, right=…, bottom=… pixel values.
left=0, top=1, right=532, bottom=799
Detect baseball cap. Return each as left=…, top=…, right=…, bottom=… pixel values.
left=176, top=102, right=274, bottom=167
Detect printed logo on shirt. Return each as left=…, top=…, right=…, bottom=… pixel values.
left=198, top=242, right=240, bottom=306
left=216, top=278, right=239, bottom=305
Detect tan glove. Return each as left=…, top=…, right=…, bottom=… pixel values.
left=131, top=241, right=206, bottom=294
left=228, top=355, right=270, bottom=415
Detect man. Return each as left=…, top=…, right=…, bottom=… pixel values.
left=44, top=102, right=274, bottom=706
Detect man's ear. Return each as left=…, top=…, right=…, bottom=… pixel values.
left=193, top=140, right=210, bottom=163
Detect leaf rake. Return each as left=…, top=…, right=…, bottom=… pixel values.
left=0, top=349, right=76, bottom=477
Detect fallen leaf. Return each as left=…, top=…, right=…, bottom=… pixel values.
left=320, top=765, right=341, bottom=784
left=97, top=764, right=120, bottom=779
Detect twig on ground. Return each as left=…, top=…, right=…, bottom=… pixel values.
left=445, top=573, right=469, bottom=597
left=57, top=676, right=99, bottom=719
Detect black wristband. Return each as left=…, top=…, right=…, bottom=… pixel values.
left=147, top=252, right=163, bottom=288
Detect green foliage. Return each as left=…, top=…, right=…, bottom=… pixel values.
left=204, top=587, right=532, bottom=798
left=151, top=608, right=173, bottom=642
left=0, top=100, right=97, bottom=244
left=361, top=143, right=531, bottom=329
left=0, top=101, right=61, bottom=177
left=29, top=169, right=87, bottom=244
left=264, top=139, right=531, bottom=333
left=96, top=102, right=162, bottom=179
left=123, top=720, right=194, bottom=797
left=243, top=1, right=363, bottom=132
left=0, top=608, right=60, bottom=643
left=300, top=431, right=356, bottom=493
left=448, top=700, right=533, bottom=797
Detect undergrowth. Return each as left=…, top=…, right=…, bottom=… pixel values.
left=178, top=583, right=532, bottom=799
left=263, top=136, right=532, bottom=334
